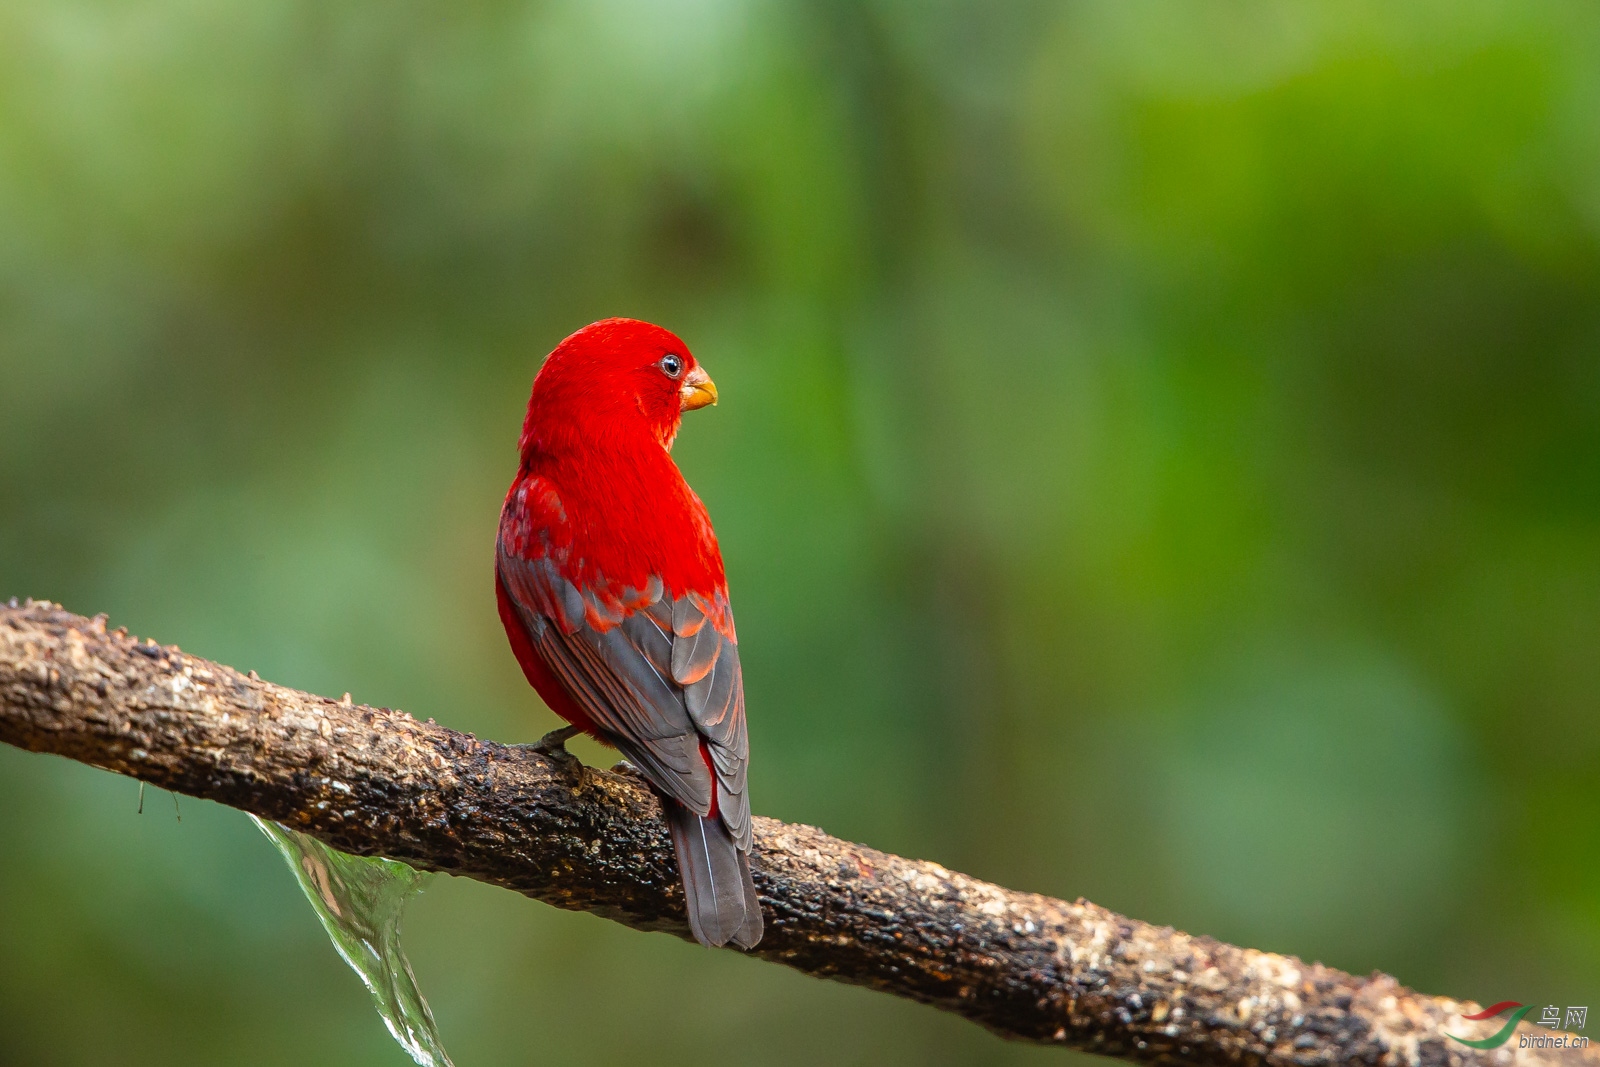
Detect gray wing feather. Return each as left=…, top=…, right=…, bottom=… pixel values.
left=671, top=623, right=720, bottom=686
left=497, top=545, right=750, bottom=845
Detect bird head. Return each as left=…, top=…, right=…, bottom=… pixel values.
left=520, top=318, right=717, bottom=457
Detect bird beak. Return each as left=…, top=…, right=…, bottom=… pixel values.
left=680, top=366, right=718, bottom=411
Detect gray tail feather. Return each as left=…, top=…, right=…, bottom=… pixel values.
left=667, top=804, right=762, bottom=949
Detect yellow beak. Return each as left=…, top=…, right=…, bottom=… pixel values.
left=680, top=366, right=718, bottom=411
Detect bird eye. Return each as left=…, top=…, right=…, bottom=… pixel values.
left=659, top=353, right=684, bottom=378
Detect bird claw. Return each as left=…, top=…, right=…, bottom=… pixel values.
left=514, top=724, right=582, bottom=763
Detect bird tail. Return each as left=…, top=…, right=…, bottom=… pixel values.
left=667, top=803, right=762, bottom=949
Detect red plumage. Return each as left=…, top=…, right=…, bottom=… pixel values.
left=495, top=318, right=760, bottom=949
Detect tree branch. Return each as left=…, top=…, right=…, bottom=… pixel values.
left=0, top=600, right=1586, bottom=1065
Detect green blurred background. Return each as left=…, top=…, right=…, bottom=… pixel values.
left=2, top=1, right=1597, bottom=1063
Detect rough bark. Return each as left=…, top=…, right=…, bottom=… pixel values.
left=0, top=599, right=1587, bottom=1066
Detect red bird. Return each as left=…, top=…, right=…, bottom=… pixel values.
left=495, top=318, right=761, bottom=949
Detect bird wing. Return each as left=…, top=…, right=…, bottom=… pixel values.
left=496, top=539, right=751, bottom=849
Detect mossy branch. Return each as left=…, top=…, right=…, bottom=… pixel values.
left=0, top=600, right=1586, bottom=1066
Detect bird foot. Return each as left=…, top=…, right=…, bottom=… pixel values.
left=514, top=724, right=582, bottom=763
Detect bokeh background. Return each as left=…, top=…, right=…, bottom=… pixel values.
left=2, top=1, right=1598, bottom=1063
